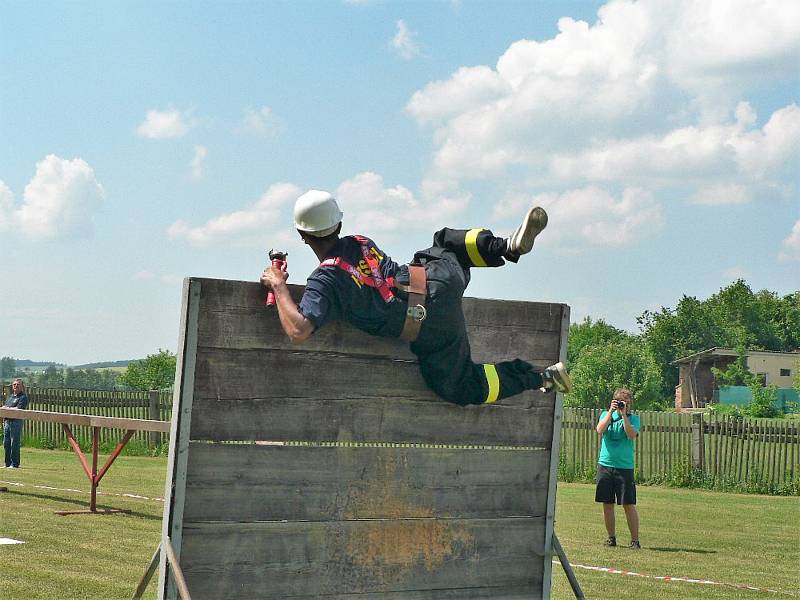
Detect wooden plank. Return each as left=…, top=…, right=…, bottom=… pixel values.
left=189, top=396, right=555, bottom=447
left=541, top=302, right=569, bottom=600
left=288, top=589, right=536, bottom=599
left=195, top=278, right=564, bottom=332
left=198, top=302, right=562, bottom=366
left=192, top=346, right=556, bottom=404
left=182, top=443, right=550, bottom=523
left=0, top=407, right=170, bottom=432
left=179, top=517, right=544, bottom=597
left=0, top=407, right=91, bottom=427
left=160, top=278, right=202, bottom=600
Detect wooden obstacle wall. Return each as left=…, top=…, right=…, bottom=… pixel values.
left=159, top=277, right=569, bottom=599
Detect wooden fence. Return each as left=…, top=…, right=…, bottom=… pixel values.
left=0, top=385, right=172, bottom=447
left=561, top=408, right=800, bottom=489
left=4, top=387, right=798, bottom=490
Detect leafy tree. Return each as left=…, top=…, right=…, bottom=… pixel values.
left=639, top=280, right=800, bottom=397
left=567, top=317, right=629, bottom=365
left=119, top=349, right=176, bottom=391
left=710, top=345, right=753, bottom=387
left=794, top=359, right=800, bottom=395
left=39, top=364, right=65, bottom=387
left=0, top=356, right=16, bottom=380
left=747, top=385, right=780, bottom=418
left=565, top=338, right=664, bottom=409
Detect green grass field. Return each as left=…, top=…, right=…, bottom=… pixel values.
left=1, top=448, right=798, bottom=599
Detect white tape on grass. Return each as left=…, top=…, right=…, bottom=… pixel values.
left=0, top=538, right=25, bottom=545
left=554, top=560, right=797, bottom=596
left=0, top=479, right=163, bottom=502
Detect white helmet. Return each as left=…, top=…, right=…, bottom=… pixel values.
left=293, top=190, right=343, bottom=237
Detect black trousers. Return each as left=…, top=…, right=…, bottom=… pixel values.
left=408, top=228, right=543, bottom=406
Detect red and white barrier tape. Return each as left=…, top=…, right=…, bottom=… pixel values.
left=556, top=560, right=797, bottom=596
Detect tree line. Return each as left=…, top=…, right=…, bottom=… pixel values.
left=0, top=349, right=177, bottom=392
left=566, top=280, right=799, bottom=411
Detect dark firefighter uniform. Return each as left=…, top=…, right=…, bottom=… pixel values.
left=298, top=228, right=544, bottom=405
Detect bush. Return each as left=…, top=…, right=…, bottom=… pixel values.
left=565, top=338, right=665, bottom=409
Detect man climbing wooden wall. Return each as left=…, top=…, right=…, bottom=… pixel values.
left=158, top=277, right=569, bottom=599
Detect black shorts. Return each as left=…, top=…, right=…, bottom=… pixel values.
left=595, top=464, right=636, bottom=505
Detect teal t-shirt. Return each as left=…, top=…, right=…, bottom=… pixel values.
left=598, top=411, right=640, bottom=469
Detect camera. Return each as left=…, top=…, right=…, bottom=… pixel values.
left=616, top=400, right=626, bottom=410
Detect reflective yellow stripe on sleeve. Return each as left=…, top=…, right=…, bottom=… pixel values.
left=465, top=228, right=488, bottom=267
left=483, top=363, right=500, bottom=404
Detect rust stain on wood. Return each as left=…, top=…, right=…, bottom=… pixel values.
left=337, top=451, right=477, bottom=587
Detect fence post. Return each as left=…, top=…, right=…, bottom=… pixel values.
left=691, top=413, right=704, bottom=471
left=148, top=390, right=161, bottom=448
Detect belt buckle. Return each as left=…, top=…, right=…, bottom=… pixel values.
left=407, top=304, right=427, bottom=322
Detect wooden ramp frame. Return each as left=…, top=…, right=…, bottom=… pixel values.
left=157, top=277, right=570, bottom=599
left=0, top=407, right=170, bottom=514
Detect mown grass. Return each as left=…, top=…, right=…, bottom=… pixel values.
left=551, top=484, right=799, bottom=599
left=1, top=448, right=798, bottom=599
left=0, top=448, right=165, bottom=599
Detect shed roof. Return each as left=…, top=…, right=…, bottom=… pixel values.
left=671, top=347, right=800, bottom=366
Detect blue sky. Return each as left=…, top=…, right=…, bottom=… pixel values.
left=1, top=0, right=798, bottom=365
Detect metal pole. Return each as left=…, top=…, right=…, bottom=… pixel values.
left=552, top=534, right=585, bottom=600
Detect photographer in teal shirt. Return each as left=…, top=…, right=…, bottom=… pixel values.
left=595, top=388, right=641, bottom=549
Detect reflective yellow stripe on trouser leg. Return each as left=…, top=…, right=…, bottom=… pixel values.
left=483, top=364, right=500, bottom=404
left=465, top=228, right=488, bottom=267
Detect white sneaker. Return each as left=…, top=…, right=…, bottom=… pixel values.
left=541, top=362, right=572, bottom=393
left=507, top=206, right=548, bottom=256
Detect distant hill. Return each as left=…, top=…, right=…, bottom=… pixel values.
left=13, top=359, right=66, bottom=368
left=6, top=358, right=134, bottom=369
left=73, top=360, right=133, bottom=369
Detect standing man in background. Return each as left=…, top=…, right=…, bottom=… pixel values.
left=595, top=387, right=641, bottom=549
left=3, top=378, right=28, bottom=468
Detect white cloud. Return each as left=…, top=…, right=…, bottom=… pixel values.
left=407, top=66, right=509, bottom=124
left=690, top=183, right=752, bottom=206
left=495, top=186, right=664, bottom=246
left=168, top=172, right=473, bottom=247
left=137, top=108, right=192, bottom=139
left=191, top=145, right=208, bottom=180
left=335, top=172, right=418, bottom=234
left=390, top=20, right=420, bottom=60
left=723, top=266, right=749, bottom=281
left=236, top=106, right=280, bottom=137
left=778, top=220, right=800, bottom=262
left=666, top=0, right=800, bottom=113
left=338, top=171, right=473, bottom=234
left=405, top=0, right=800, bottom=204
left=0, top=180, right=14, bottom=230
left=167, top=182, right=301, bottom=246
left=0, top=155, right=104, bottom=239
left=551, top=102, right=800, bottom=185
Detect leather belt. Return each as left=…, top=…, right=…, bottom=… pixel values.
left=399, top=265, right=427, bottom=342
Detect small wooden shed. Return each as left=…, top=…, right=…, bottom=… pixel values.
left=157, top=277, right=570, bottom=599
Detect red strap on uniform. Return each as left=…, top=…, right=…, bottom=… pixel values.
left=319, top=237, right=396, bottom=303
